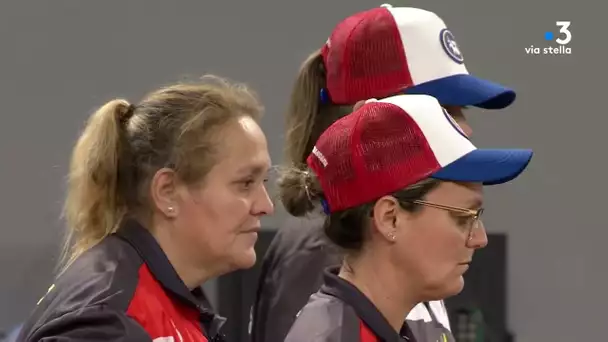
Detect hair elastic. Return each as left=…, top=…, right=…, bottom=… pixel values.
left=119, top=103, right=136, bottom=125
left=320, top=198, right=331, bottom=215
left=319, top=88, right=330, bottom=104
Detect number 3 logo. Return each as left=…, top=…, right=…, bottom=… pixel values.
left=556, top=21, right=572, bottom=45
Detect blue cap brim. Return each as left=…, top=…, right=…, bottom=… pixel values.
left=431, top=149, right=533, bottom=185
left=403, top=74, right=516, bottom=109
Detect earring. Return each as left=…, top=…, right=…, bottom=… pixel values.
left=387, top=231, right=396, bottom=241
left=167, top=206, right=175, bottom=214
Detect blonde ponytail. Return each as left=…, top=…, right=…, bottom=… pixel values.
left=60, top=99, right=131, bottom=271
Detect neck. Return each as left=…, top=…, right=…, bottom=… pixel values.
left=339, top=255, right=418, bottom=333
left=150, top=220, right=213, bottom=290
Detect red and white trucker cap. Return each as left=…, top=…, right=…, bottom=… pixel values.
left=320, top=4, right=515, bottom=109
left=307, top=95, right=532, bottom=213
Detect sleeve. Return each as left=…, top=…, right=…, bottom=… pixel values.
left=19, top=305, right=152, bottom=342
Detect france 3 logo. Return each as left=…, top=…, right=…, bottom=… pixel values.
left=525, top=21, right=572, bottom=55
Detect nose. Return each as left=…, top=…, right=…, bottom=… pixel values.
left=467, top=220, right=488, bottom=249
left=253, top=184, right=274, bottom=216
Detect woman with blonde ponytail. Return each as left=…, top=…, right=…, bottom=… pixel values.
left=18, top=75, right=274, bottom=342
left=61, top=99, right=131, bottom=271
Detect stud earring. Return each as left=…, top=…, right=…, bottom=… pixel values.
left=387, top=232, right=396, bottom=241
left=167, top=206, right=175, bottom=214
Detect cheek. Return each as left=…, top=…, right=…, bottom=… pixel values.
left=397, top=220, right=463, bottom=277
left=176, top=191, right=250, bottom=247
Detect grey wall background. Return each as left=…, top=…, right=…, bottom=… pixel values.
left=0, top=0, right=603, bottom=341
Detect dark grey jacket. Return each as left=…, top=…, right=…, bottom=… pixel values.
left=17, top=220, right=225, bottom=342
left=251, top=215, right=454, bottom=342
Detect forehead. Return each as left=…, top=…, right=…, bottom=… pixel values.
left=426, top=181, right=483, bottom=208
left=215, top=117, right=271, bottom=172
left=443, top=105, right=465, bottom=117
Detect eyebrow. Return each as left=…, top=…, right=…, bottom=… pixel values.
left=236, top=164, right=270, bottom=177
left=464, top=198, right=483, bottom=209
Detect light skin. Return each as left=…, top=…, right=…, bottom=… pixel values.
left=443, top=105, right=472, bottom=137
left=340, top=181, right=488, bottom=332
left=343, top=102, right=479, bottom=333
left=148, top=116, right=274, bottom=289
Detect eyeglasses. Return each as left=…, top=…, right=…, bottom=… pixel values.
left=409, top=199, right=484, bottom=240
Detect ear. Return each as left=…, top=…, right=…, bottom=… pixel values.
left=371, top=195, right=400, bottom=242
left=150, top=167, right=179, bottom=218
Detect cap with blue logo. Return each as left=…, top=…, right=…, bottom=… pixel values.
left=307, top=95, right=532, bottom=213
left=321, top=4, right=515, bottom=109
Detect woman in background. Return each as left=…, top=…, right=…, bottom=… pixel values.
left=18, top=76, right=273, bottom=342
left=251, top=4, right=516, bottom=342
left=282, top=94, right=532, bottom=341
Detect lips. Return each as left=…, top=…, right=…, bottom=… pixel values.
left=244, top=226, right=261, bottom=233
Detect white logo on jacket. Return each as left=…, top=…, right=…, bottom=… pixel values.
left=152, top=319, right=184, bottom=342
left=406, top=301, right=451, bottom=331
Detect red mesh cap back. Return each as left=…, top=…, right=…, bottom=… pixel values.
left=307, top=101, right=440, bottom=213
left=322, top=7, right=414, bottom=105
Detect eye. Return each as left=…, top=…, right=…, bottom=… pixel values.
left=240, top=179, right=255, bottom=189
left=453, top=214, right=472, bottom=227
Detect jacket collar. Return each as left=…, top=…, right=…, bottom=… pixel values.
left=320, top=267, right=416, bottom=342
left=115, top=219, right=227, bottom=338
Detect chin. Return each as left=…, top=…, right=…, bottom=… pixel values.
left=442, top=275, right=465, bottom=298
left=232, top=248, right=257, bottom=270
left=424, top=276, right=465, bottom=301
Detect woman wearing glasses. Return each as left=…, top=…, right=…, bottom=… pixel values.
left=280, top=94, right=532, bottom=341
left=251, top=5, right=517, bottom=342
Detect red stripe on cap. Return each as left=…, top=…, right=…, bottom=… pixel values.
left=322, top=7, right=414, bottom=104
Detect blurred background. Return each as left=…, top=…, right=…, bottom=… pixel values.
left=0, top=0, right=603, bottom=341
